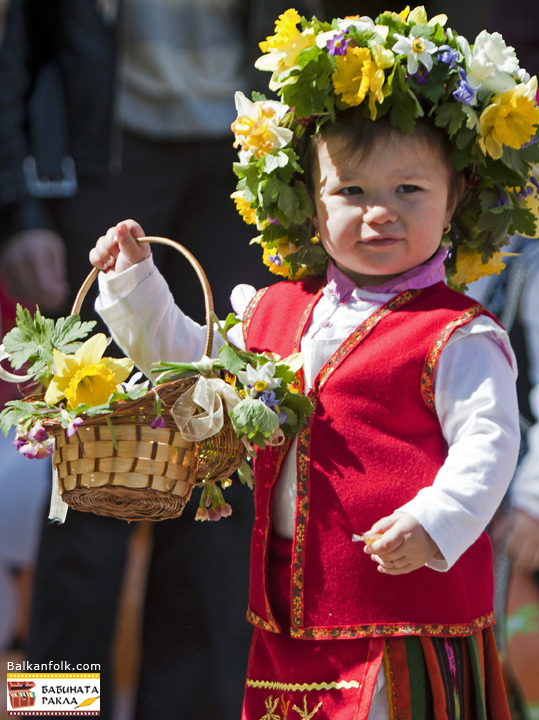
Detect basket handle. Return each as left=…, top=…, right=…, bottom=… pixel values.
left=71, top=236, right=214, bottom=358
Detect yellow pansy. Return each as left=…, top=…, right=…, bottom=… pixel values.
left=478, top=79, right=539, bottom=160
left=332, top=46, right=373, bottom=107
left=45, top=334, right=134, bottom=409
left=451, top=247, right=518, bottom=286
left=231, top=191, right=257, bottom=225
left=262, top=239, right=308, bottom=279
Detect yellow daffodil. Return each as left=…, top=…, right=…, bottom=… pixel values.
left=408, top=6, right=427, bottom=24
left=255, top=9, right=316, bottom=89
left=478, top=79, right=539, bottom=159
left=399, top=6, right=411, bottom=21
left=451, top=247, right=519, bottom=286
left=231, top=191, right=257, bottom=225
left=45, top=334, right=134, bottom=409
left=231, top=91, right=293, bottom=160
left=332, top=46, right=373, bottom=107
left=367, top=44, right=394, bottom=119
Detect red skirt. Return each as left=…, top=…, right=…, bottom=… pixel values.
left=242, top=536, right=511, bottom=720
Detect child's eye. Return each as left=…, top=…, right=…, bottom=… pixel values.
left=339, top=186, right=363, bottom=196
left=396, top=184, right=421, bottom=194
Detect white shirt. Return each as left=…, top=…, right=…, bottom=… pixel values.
left=96, top=256, right=520, bottom=570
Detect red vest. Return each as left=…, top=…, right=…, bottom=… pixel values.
left=243, top=279, right=499, bottom=639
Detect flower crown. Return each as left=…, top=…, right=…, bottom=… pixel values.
left=231, top=6, right=539, bottom=287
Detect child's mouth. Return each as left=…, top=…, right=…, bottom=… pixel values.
left=361, top=236, right=402, bottom=247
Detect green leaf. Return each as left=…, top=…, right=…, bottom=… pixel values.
left=218, top=344, right=245, bottom=376
left=280, top=392, right=314, bottom=435
left=237, top=459, right=254, bottom=489
left=230, top=397, right=280, bottom=447
left=2, top=305, right=95, bottom=384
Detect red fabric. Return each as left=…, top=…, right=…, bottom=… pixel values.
left=245, top=280, right=496, bottom=636
left=242, top=536, right=384, bottom=720
left=0, top=280, right=22, bottom=408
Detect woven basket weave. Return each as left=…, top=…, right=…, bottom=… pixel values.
left=44, top=237, right=246, bottom=521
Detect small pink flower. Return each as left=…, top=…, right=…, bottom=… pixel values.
left=150, top=416, right=166, bottom=429
left=220, top=503, right=233, bottom=518
left=28, top=425, right=49, bottom=443
left=67, top=417, right=84, bottom=437
left=19, top=438, right=55, bottom=459
left=13, top=427, right=28, bottom=451
left=195, top=506, right=209, bottom=521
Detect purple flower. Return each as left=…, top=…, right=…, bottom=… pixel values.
left=437, top=45, right=459, bottom=69
left=453, top=68, right=479, bottom=106
left=150, top=415, right=166, bottom=429
left=66, top=417, right=84, bottom=437
left=28, top=425, right=49, bottom=443
left=267, top=252, right=282, bottom=266
left=13, top=427, right=28, bottom=452
left=258, top=390, right=280, bottom=408
left=326, top=33, right=350, bottom=56
left=18, top=438, right=55, bottom=459
left=495, top=185, right=509, bottom=207
left=412, top=65, right=429, bottom=85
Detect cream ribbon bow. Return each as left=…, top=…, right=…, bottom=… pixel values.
left=171, top=357, right=241, bottom=442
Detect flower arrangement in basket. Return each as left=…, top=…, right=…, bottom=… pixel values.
left=0, top=238, right=314, bottom=522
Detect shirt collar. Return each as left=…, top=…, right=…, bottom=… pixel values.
left=324, top=245, right=448, bottom=301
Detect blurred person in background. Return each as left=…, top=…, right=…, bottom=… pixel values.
left=0, top=1, right=321, bottom=718
left=461, top=4, right=539, bottom=718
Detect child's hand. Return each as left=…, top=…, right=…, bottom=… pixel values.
left=363, top=511, right=441, bottom=575
left=89, top=219, right=151, bottom=274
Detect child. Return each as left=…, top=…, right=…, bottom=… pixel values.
left=89, top=7, right=539, bottom=719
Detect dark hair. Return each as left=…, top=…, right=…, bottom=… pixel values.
left=303, top=109, right=465, bottom=211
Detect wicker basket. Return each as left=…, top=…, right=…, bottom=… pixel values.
left=44, top=237, right=246, bottom=521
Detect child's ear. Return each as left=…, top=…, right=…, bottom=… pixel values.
left=447, top=174, right=466, bottom=220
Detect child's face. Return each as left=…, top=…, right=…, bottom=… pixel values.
left=312, top=132, right=456, bottom=287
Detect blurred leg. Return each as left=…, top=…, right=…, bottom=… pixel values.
left=506, top=569, right=539, bottom=720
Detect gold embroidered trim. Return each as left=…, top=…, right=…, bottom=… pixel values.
left=289, top=611, right=495, bottom=639
left=291, top=289, right=422, bottom=628
left=421, top=304, right=485, bottom=413
left=246, top=679, right=360, bottom=691
left=247, top=607, right=280, bottom=634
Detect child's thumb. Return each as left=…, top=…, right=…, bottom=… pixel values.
left=117, top=222, right=150, bottom=262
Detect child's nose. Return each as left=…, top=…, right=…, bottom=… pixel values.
left=363, top=203, right=397, bottom=224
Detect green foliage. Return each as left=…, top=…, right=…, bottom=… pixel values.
left=2, top=305, right=95, bottom=383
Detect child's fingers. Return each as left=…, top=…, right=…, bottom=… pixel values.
left=89, top=228, right=119, bottom=271
left=371, top=554, right=416, bottom=575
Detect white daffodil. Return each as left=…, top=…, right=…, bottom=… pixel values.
left=392, top=33, right=437, bottom=74
left=336, top=16, right=389, bottom=43
left=231, top=91, right=293, bottom=161
left=237, top=362, right=281, bottom=394
left=460, top=30, right=519, bottom=97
